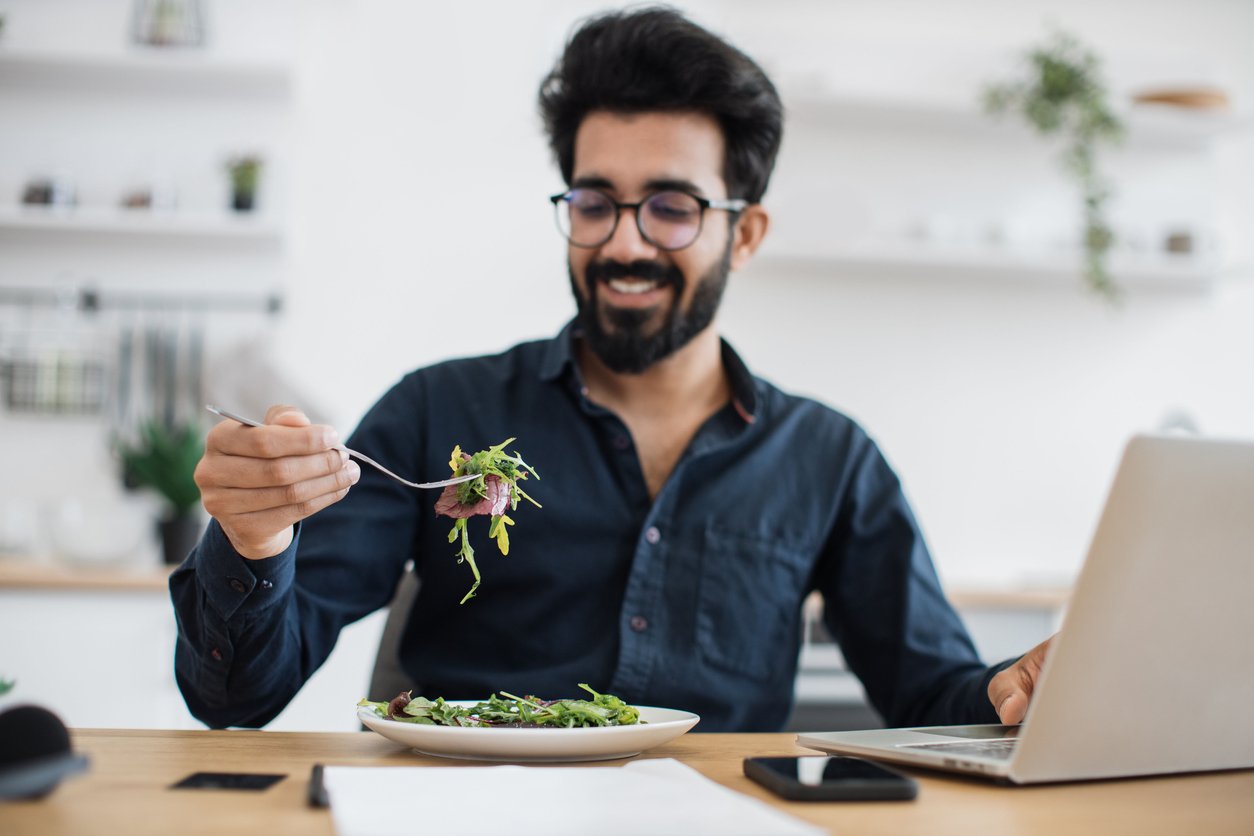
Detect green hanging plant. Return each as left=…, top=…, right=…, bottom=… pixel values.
left=984, top=29, right=1125, bottom=301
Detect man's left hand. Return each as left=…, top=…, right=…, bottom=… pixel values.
left=988, top=635, right=1054, bottom=724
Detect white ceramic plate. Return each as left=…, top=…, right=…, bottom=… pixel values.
left=357, top=702, right=701, bottom=762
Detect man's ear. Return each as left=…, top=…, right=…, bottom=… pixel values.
left=729, top=204, right=770, bottom=271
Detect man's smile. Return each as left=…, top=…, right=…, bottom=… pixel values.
left=599, top=276, right=672, bottom=309
left=586, top=258, right=683, bottom=312
left=606, top=277, right=662, bottom=295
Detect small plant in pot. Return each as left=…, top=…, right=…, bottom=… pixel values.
left=225, top=154, right=263, bottom=212
left=118, top=421, right=204, bottom=565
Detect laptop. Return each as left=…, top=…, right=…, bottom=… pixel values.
left=798, top=434, right=1254, bottom=784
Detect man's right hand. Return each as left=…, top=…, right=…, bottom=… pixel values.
left=195, top=405, right=361, bottom=559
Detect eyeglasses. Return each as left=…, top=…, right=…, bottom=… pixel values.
left=549, top=188, right=748, bottom=251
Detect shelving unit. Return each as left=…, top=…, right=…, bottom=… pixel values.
left=782, top=88, right=1249, bottom=151
left=751, top=239, right=1218, bottom=291
left=761, top=77, right=1244, bottom=292
left=0, top=48, right=290, bottom=254
left=0, top=205, right=282, bottom=244
left=0, top=44, right=291, bottom=262
left=0, top=34, right=293, bottom=438
left=0, top=49, right=292, bottom=97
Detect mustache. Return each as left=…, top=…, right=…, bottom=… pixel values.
left=585, top=259, right=683, bottom=287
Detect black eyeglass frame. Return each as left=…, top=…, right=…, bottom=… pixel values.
left=548, top=188, right=749, bottom=251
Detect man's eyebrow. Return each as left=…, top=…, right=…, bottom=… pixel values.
left=571, top=175, right=614, bottom=190
left=568, top=176, right=708, bottom=196
left=643, top=178, right=705, bottom=196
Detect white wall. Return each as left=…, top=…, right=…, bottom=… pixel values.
left=2, top=0, right=1252, bottom=592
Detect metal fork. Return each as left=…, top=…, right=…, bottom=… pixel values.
left=205, top=405, right=481, bottom=490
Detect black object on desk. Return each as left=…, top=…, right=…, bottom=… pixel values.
left=0, top=705, right=90, bottom=801
left=170, top=772, right=286, bottom=791
left=308, top=763, right=329, bottom=808
left=744, top=755, right=918, bottom=801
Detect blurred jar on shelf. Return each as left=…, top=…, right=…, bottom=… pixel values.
left=21, top=173, right=77, bottom=209
left=119, top=181, right=178, bottom=213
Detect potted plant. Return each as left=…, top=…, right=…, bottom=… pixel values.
left=984, top=30, right=1125, bottom=301
left=225, top=155, right=264, bottom=212
left=118, top=421, right=204, bottom=565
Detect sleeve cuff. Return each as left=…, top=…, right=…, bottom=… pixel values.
left=193, top=519, right=301, bottom=621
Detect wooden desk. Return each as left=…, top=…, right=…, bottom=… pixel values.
left=3, top=729, right=1251, bottom=835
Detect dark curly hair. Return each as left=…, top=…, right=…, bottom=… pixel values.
left=538, top=6, right=783, bottom=204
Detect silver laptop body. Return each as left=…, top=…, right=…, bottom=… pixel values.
left=798, top=434, right=1254, bottom=783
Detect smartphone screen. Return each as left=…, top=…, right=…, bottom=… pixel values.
left=169, top=772, right=286, bottom=791
left=743, top=756, right=918, bottom=801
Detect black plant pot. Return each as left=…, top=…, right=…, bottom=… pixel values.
left=231, top=190, right=255, bottom=212
left=159, top=514, right=203, bottom=566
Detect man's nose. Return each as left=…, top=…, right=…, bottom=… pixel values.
left=598, top=207, right=658, bottom=262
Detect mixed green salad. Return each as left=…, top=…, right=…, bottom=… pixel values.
left=434, top=438, right=540, bottom=604
left=357, top=684, right=642, bottom=728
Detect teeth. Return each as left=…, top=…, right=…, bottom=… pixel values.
left=607, top=279, right=659, bottom=295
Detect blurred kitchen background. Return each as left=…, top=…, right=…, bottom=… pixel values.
left=1, top=0, right=1251, bottom=731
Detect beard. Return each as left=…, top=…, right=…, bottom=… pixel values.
left=570, top=241, right=733, bottom=375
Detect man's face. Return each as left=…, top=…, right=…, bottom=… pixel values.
left=566, top=110, right=736, bottom=374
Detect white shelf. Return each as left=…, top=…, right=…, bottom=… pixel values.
left=783, top=89, right=1250, bottom=151
left=753, top=240, right=1218, bottom=291
left=0, top=48, right=291, bottom=97
left=0, top=205, right=282, bottom=244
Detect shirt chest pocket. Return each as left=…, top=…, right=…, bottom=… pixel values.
left=694, top=529, right=816, bottom=683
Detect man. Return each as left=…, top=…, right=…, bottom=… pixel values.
left=174, top=7, right=1049, bottom=732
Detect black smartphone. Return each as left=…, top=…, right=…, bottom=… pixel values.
left=743, top=756, right=918, bottom=801
left=169, top=772, right=286, bottom=791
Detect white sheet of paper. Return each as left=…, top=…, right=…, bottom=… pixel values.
left=323, top=758, right=823, bottom=836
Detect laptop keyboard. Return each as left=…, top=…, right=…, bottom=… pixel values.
left=901, top=738, right=1019, bottom=760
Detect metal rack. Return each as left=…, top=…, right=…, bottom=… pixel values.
left=0, top=285, right=281, bottom=417
left=0, top=285, right=283, bottom=316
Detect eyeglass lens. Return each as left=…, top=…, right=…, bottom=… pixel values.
left=557, top=189, right=704, bottom=250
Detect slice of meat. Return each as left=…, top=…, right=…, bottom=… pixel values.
left=434, top=473, right=511, bottom=519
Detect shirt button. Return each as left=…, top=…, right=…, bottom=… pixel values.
left=210, top=648, right=223, bottom=661
left=260, top=579, right=274, bottom=590
left=629, top=615, right=649, bottom=633
left=644, top=526, right=661, bottom=545
left=227, top=577, right=247, bottom=594
left=612, top=433, right=630, bottom=450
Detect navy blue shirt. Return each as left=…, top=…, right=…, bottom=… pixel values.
left=171, top=322, right=1009, bottom=731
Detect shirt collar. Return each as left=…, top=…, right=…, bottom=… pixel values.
left=538, top=319, right=580, bottom=382
left=720, top=338, right=759, bottom=425
left=539, top=319, right=759, bottom=425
